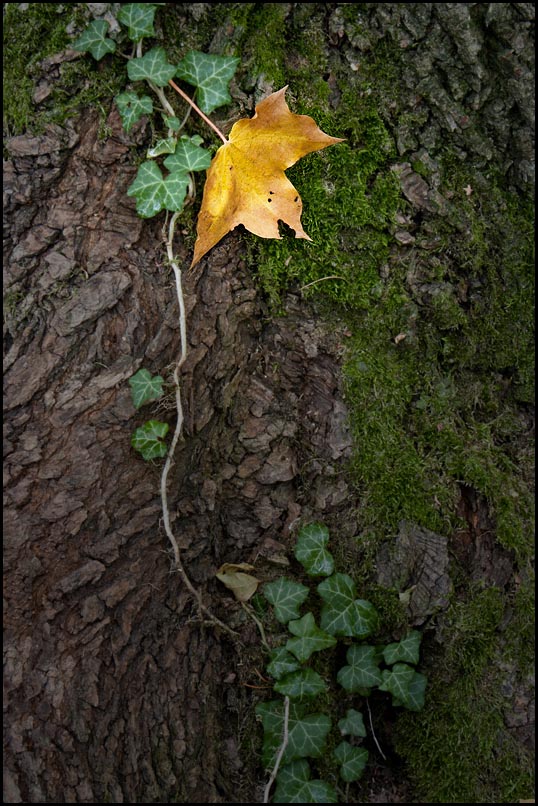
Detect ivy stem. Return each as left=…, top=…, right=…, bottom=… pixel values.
left=168, top=78, right=228, bottom=144
left=263, top=696, right=290, bottom=803
left=160, top=212, right=237, bottom=638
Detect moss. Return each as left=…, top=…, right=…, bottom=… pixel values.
left=3, top=3, right=125, bottom=136
left=393, top=588, right=534, bottom=803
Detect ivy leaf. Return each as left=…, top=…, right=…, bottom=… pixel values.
left=285, top=612, right=337, bottom=662
left=333, top=742, right=368, bottom=783
left=338, top=708, right=367, bottom=738
left=115, top=91, right=153, bottom=133
left=147, top=137, right=177, bottom=158
left=266, top=646, right=302, bottom=681
left=273, top=760, right=338, bottom=803
left=175, top=51, right=240, bottom=114
left=164, top=136, right=212, bottom=173
left=164, top=115, right=181, bottom=132
left=127, top=161, right=189, bottom=217
left=397, top=670, right=427, bottom=711
left=131, top=420, right=169, bottom=460
left=256, top=701, right=331, bottom=766
left=274, top=668, right=328, bottom=699
left=117, top=3, right=158, bottom=41
left=382, top=630, right=422, bottom=666
left=128, top=46, right=177, bottom=87
left=294, top=523, right=335, bottom=576
left=161, top=171, right=190, bottom=211
left=72, top=19, right=116, bottom=60
left=129, top=368, right=164, bottom=409
left=263, top=577, right=309, bottom=624
left=380, top=665, right=427, bottom=711
left=317, top=573, right=379, bottom=638
left=337, top=645, right=383, bottom=692
left=378, top=663, right=427, bottom=711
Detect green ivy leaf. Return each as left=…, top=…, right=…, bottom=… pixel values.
left=378, top=662, right=427, bottom=711
left=333, top=742, right=368, bottom=783
left=129, top=368, right=164, bottom=409
left=317, top=573, right=379, bottom=638
left=294, top=523, right=334, bottom=576
left=263, top=577, right=309, bottom=624
left=175, top=51, right=240, bottom=114
left=72, top=19, right=116, bottom=61
left=117, top=3, right=158, bottom=41
left=147, top=137, right=177, bottom=158
left=266, top=647, right=301, bottom=681
left=274, top=668, right=328, bottom=700
left=256, top=701, right=332, bottom=766
left=128, top=46, right=177, bottom=87
left=382, top=630, right=422, bottom=666
left=162, top=171, right=190, bottom=211
left=127, top=161, right=189, bottom=217
left=337, top=708, right=367, bottom=737
left=164, top=115, right=181, bottom=132
left=337, top=644, right=383, bottom=692
left=285, top=612, right=337, bottom=663
left=115, top=91, right=153, bottom=132
left=164, top=136, right=212, bottom=173
left=273, top=761, right=338, bottom=803
left=380, top=665, right=427, bottom=711
left=131, top=420, right=169, bottom=460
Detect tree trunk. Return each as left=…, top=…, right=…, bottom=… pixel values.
left=4, top=3, right=534, bottom=803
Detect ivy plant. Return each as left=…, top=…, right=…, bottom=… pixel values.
left=257, top=522, right=428, bottom=803
left=73, top=3, right=239, bottom=463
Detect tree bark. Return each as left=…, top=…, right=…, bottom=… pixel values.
left=3, top=3, right=534, bottom=803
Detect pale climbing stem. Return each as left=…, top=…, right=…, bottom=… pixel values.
left=366, top=696, right=387, bottom=761
left=263, top=696, right=290, bottom=803
left=160, top=211, right=237, bottom=638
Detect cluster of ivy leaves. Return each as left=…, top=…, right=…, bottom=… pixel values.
left=258, top=523, right=427, bottom=803
left=73, top=4, right=239, bottom=458
left=73, top=3, right=238, bottom=218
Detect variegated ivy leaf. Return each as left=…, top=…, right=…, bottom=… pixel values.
left=294, top=523, right=334, bottom=576
left=274, top=668, right=328, bottom=699
left=263, top=577, right=309, bottom=624
left=131, top=420, right=169, bottom=460
left=317, top=573, right=379, bottom=638
left=337, top=644, right=383, bottom=692
left=73, top=19, right=116, bottom=61
left=273, top=760, right=338, bottom=804
left=128, top=46, right=177, bottom=87
left=256, top=701, right=332, bottom=767
left=338, top=708, right=367, bottom=737
left=164, top=136, right=212, bottom=173
left=285, top=612, right=337, bottom=663
left=175, top=51, right=240, bottom=114
left=127, top=161, right=189, bottom=217
left=117, top=3, right=159, bottom=41
left=333, top=742, right=368, bottom=783
left=129, top=368, right=164, bottom=409
left=379, top=664, right=427, bottom=711
left=147, top=137, right=177, bottom=158
left=382, top=629, right=422, bottom=666
left=115, top=91, right=153, bottom=133
left=266, top=646, right=301, bottom=681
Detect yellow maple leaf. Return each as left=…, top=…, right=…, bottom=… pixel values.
left=190, top=86, right=344, bottom=267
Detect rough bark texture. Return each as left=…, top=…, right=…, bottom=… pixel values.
left=3, top=3, right=534, bottom=804
left=3, top=104, right=356, bottom=802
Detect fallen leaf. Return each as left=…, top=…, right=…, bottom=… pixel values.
left=216, top=562, right=260, bottom=602
left=191, top=86, right=344, bottom=266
